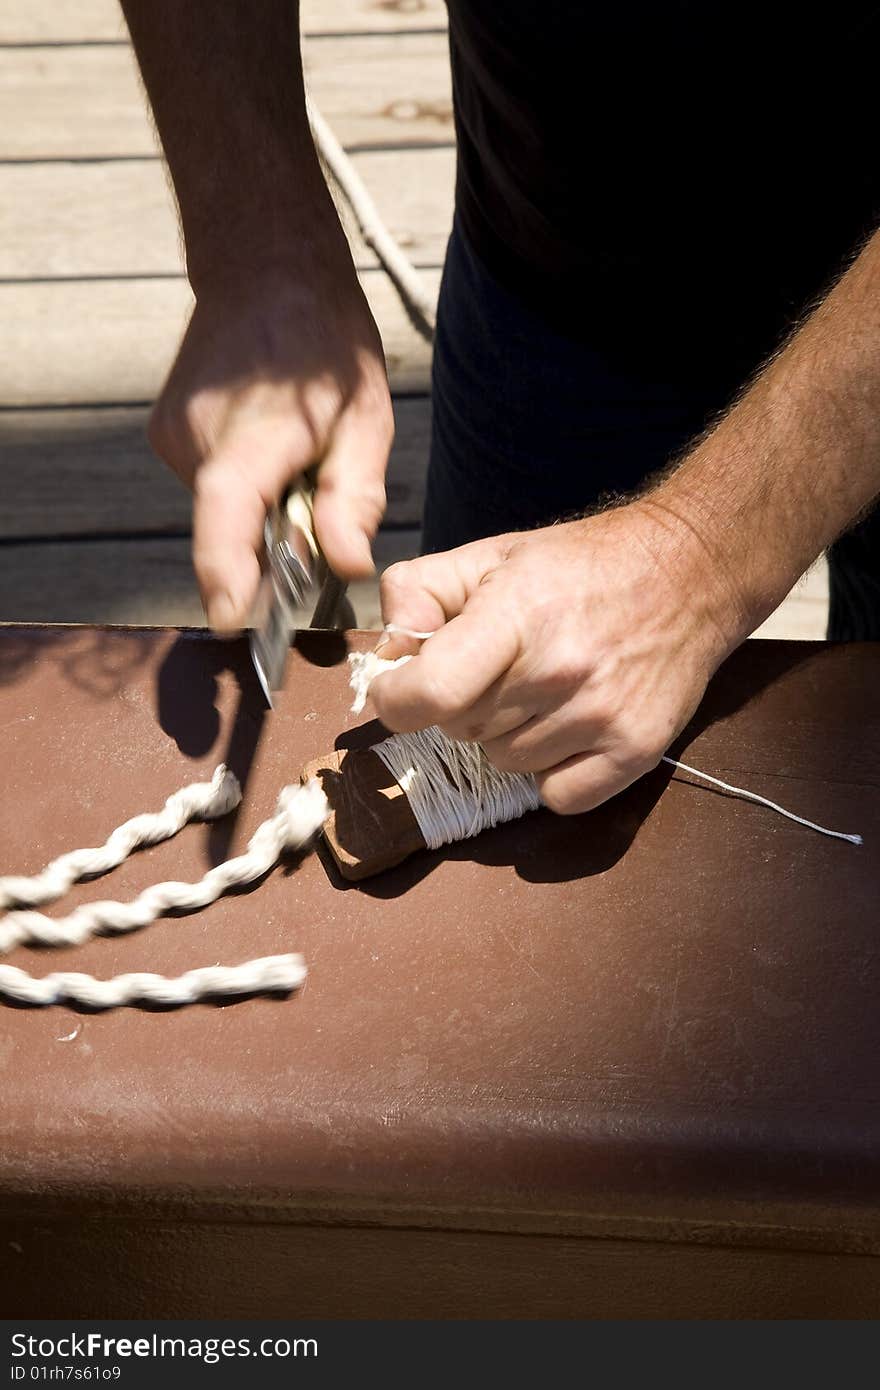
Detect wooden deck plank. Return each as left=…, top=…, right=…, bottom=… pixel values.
left=0, top=268, right=438, bottom=406
left=0, top=149, right=454, bottom=278
left=0, top=541, right=830, bottom=638
left=0, top=0, right=126, bottom=44
left=330, top=146, right=453, bottom=269
left=300, top=0, right=447, bottom=35
left=0, top=35, right=452, bottom=161
left=0, top=528, right=421, bottom=627
left=751, top=561, right=829, bottom=641
left=0, top=397, right=430, bottom=537
left=302, top=33, right=452, bottom=151
left=0, top=0, right=447, bottom=44
left=0, top=534, right=829, bottom=640
left=0, top=45, right=161, bottom=160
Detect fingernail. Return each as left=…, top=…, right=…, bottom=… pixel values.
left=208, top=592, right=241, bottom=635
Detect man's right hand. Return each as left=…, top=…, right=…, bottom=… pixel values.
left=118, top=0, right=395, bottom=634
left=148, top=265, right=393, bottom=634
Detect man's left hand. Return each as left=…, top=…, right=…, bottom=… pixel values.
left=370, top=503, right=748, bottom=814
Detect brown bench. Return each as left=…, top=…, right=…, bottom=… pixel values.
left=1, top=627, right=877, bottom=1317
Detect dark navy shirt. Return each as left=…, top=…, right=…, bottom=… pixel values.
left=446, top=2, right=880, bottom=383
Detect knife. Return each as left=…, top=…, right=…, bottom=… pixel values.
left=249, top=481, right=350, bottom=706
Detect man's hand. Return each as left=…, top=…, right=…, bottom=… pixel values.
left=119, top=0, right=394, bottom=633
left=370, top=504, right=746, bottom=814
left=149, top=266, right=392, bottom=633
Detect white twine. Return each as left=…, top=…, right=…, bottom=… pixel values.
left=0, top=955, right=307, bottom=1010
left=660, top=757, right=862, bottom=846
left=306, top=97, right=437, bottom=341
left=0, top=764, right=241, bottom=912
left=0, top=769, right=328, bottom=1009
left=349, top=649, right=412, bottom=714
left=350, top=635, right=863, bottom=851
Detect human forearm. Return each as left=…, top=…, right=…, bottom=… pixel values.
left=651, top=227, right=880, bottom=646
left=120, top=0, right=349, bottom=290
left=370, top=232, right=880, bottom=815
left=119, top=0, right=392, bottom=628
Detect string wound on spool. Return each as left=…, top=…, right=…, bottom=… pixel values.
left=373, top=726, right=541, bottom=850
left=344, top=637, right=864, bottom=858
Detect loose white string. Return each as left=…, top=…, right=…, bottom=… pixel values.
left=0, top=771, right=328, bottom=1008
left=351, top=635, right=863, bottom=850
left=380, top=624, right=438, bottom=642
left=660, top=757, right=863, bottom=845
left=0, top=764, right=242, bottom=912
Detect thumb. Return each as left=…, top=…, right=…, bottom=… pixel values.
left=379, top=533, right=513, bottom=645
left=192, top=420, right=314, bottom=634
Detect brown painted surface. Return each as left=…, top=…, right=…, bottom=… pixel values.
left=0, top=627, right=878, bottom=1315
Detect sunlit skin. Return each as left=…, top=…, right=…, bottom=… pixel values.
left=123, top=0, right=880, bottom=813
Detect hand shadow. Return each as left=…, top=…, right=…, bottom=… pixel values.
left=155, top=632, right=267, bottom=865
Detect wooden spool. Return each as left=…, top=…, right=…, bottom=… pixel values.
left=301, top=745, right=428, bottom=880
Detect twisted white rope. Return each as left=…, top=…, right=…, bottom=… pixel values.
left=0, top=955, right=307, bottom=1010
left=0, top=770, right=328, bottom=1009
left=0, top=779, right=328, bottom=955
left=0, top=764, right=242, bottom=912
left=307, top=96, right=437, bottom=340
left=350, top=637, right=864, bottom=850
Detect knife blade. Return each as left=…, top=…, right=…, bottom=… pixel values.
left=250, top=484, right=321, bottom=707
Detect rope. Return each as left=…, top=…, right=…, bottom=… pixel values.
left=0, top=955, right=307, bottom=1009
left=0, top=771, right=328, bottom=1009
left=306, top=96, right=437, bottom=341
left=0, top=764, right=241, bottom=912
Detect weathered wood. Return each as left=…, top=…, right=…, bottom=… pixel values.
left=0, top=0, right=447, bottom=44
left=0, top=528, right=421, bottom=626
left=0, top=45, right=161, bottom=160
left=0, top=149, right=454, bottom=278
left=329, top=146, right=453, bottom=269
left=302, top=33, right=452, bottom=150
left=302, top=744, right=427, bottom=880
left=0, top=397, right=430, bottom=537
left=0, top=0, right=126, bottom=44
left=751, top=562, right=829, bottom=642
left=0, top=35, right=452, bottom=160
left=0, top=268, right=438, bottom=406
left=0, top=161, right=181, bottom=277
left=0, top=537, right=826, bottom=640
left=301, top=0, right=447, bottom=34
